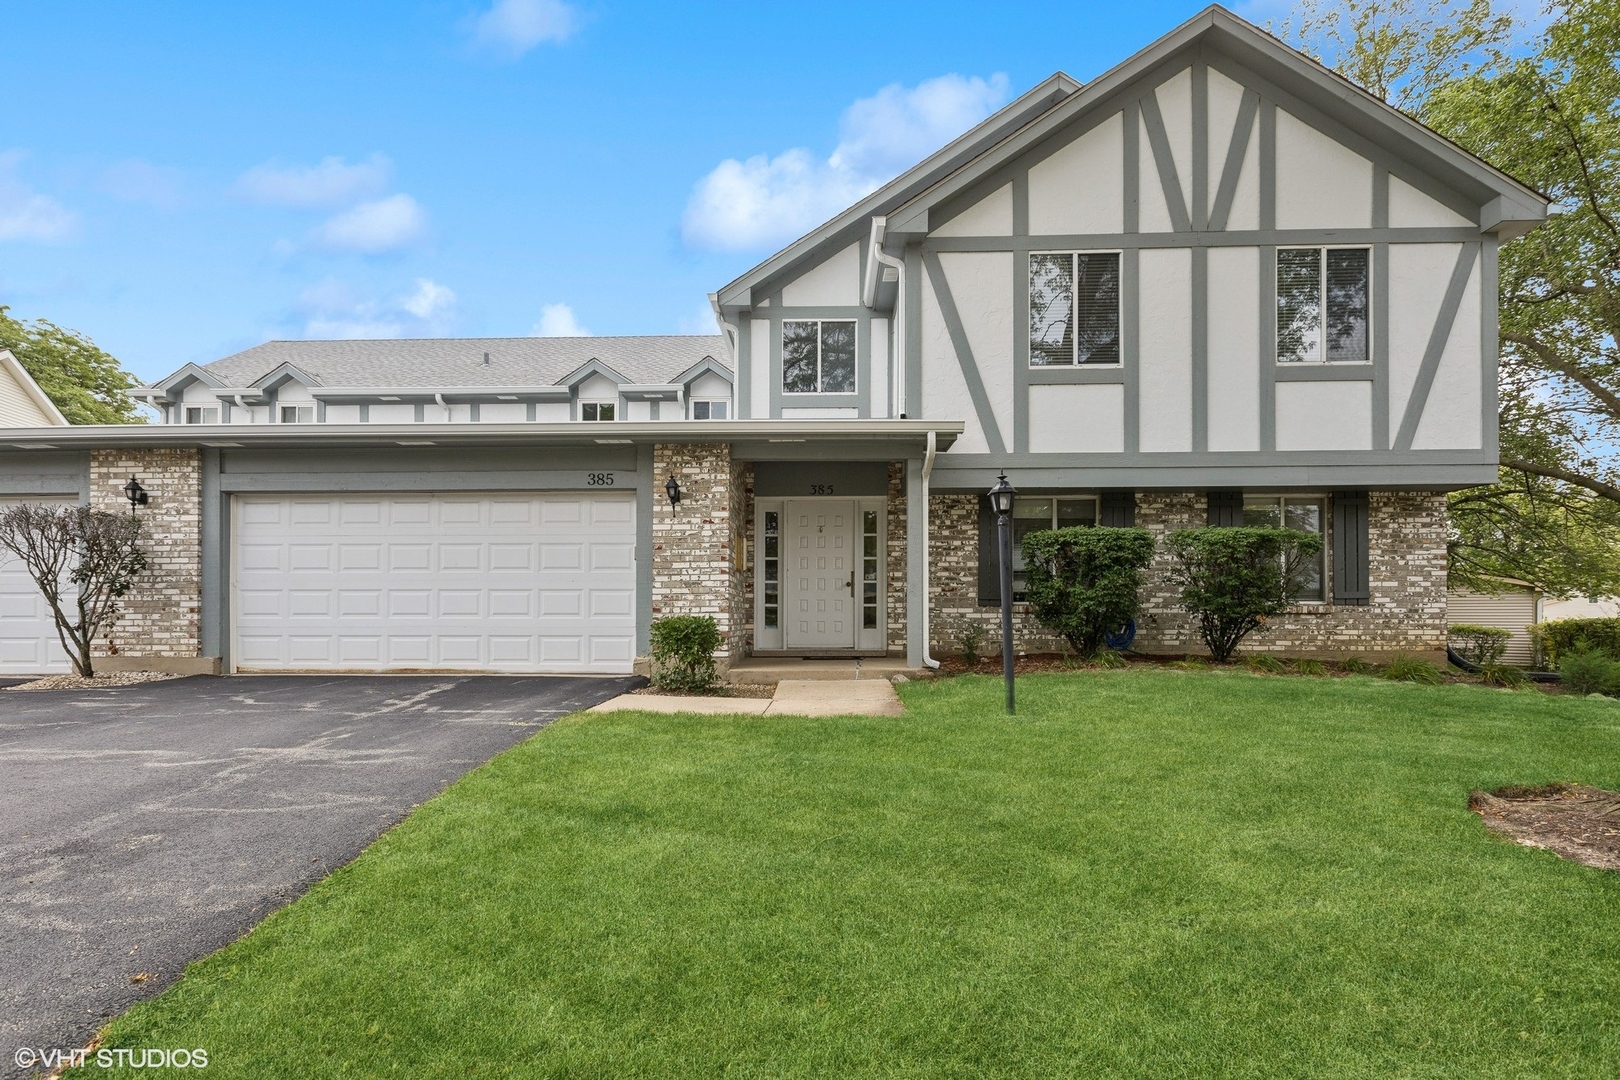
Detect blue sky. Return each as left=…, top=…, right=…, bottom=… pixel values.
left=0, top=0, right=1267, bottom=383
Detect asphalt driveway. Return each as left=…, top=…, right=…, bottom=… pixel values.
left=0, top=673, right=637, bottom=1075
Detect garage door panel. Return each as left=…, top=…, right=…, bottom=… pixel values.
left=0, top=497, right=75, bottom=675
left=235, top=493, right=636, bottom=673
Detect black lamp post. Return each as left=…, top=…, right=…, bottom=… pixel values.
left=664, top=476, right=682, bottom=506
left=987, top=471, right=1017, bottom=715
left=123, top=477, right=149, bottom=514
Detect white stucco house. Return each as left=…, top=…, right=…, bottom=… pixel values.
left=0, top=7, right=1546, bottom=676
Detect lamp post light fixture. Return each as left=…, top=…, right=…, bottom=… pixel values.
left=987, top=471, right=1017, bottom=715
left=664, top=476, right=682, bottom=506
left=123, top=477, right=149, bottom=513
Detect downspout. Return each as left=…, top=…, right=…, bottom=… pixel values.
left=867, top=216, right=906, bottom=418
left=712, top=294, right=740, bottom=420
left=435, top=393, right=451, bottom=422
left=233, top=395, right=250, bottom=423
left=920, top=430, right=940, bottom=669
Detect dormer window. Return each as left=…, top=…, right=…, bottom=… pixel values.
left=580, top=401, right=616, bottom=422
left=692, top=400, right=728, bottom=420
left=183, top=406, right=219, bottom=424
left=783, top=320, right=856, bottom=394
left=279, top=406, right=315, bottom=424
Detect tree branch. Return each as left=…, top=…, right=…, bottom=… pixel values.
left=1502, top=331, right=1620, bottom=421
left=1503, top=456, right=1620, bottom=504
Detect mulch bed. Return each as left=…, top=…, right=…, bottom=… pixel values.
left=1470, top=783, right=1620, bottom=872
left=630, top=683, right=776, bottom=700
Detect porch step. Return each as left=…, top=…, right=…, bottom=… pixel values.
left=726, top=656, right=921, bottom=684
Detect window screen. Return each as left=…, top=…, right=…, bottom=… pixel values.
left=1278, top=247, right=1369, bottom=363
left=1030, top=252, right=1120, bottom=365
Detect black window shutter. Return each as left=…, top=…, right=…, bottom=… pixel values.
left=1207, top=490, right=1243, bottom=527
left=1332, top=491, right=1370, bottom=605
left=1100, top=490, right=1136, bottom=528
left=977, top=495, right=999, bottom=607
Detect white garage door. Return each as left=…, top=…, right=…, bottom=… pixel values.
left=233, top=493, right=637, bottom=673
left=0, top=496, right=74, bottom=676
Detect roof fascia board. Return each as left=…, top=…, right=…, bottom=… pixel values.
left=557, top=358, right=632, bottom=387
left=150, top=362, right=227, bottom=396
left=885, top=6, right=1544, bottom=238
left=0, top=349, right=68, bottom=425
left=673, top=356, right=734, bottom=386
left=714, top=73, right=1080, bottom=309
left=311, top=386, right=573, bottom=402
left=251, top=361, right=324, bottom=392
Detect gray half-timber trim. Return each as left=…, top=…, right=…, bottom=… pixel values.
left=1209, top=89, right=1259, bottom=231
left=1138, top=89, right=1193, bottom=233
left=921, top=251, right=1007, bottom=453
left=1393, top=244, right=1479, bottom=451
left=920, top=227, right=1481, bottom=253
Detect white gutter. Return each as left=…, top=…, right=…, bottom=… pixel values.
left=869, top=217, right=907, bottom=419
left=920, top=429, right=940, bottom=669
left=434, top=393, right=451, bottom=421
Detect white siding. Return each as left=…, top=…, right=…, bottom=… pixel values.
left=750, top=318, right=770, bottom=418
left=781, top=407, right=859, bottom=418
left=1156, top=67, right=1195, bottom=216
left=1275, top=110, right=1373, bottom=229
left=1388, top=243, right=1463, bottom=432
left=781, top=242, right=860, bottom=307
left=0, top=364, right=57, bottom=427
left=533, top=401, right=570, bottom=422
left=1275, top=382, right=1373, bottom=450
left=938, top=252, right=1013, bottom=450
left=921, top=260, right=989, bottom=453
left=1449, top=587, right=1539, bottom=666
left=1412, top=249, right=1482, bottom=449
left=1206, top=246, right=1261, bottom=451
left=1390, top=175, right=1472, bottom=228
left=325, top=404, right=361, bottom=423
left=1029, top=384, right=1124, bottom=452
left=1138, top=247, right=1193, bottom=451
left=870, top=317, right=889, bottom=418
left=1027, top=112, right=1123, bottom=235
left=933, top=183, right=1012, bottom=237
left=370, top=403, right=416, bottom=424
left=480, top=402, right=526, bottom=423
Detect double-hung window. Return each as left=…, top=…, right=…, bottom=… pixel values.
left=782, top=319, right=856, bottom=394
left=1029, top=252, right=1121, bottom=365
left=1277, top=247, right=1370, bottom=363
left=1009, top=496, right=1098, bottom=600
left=580, top=401, right=616, bottom=421
left=278, top=405, right=314, bottom=424
left=183, top=406, right=219, bottom=424
left=691, top=399, right=728, bottom=420
left=1242, top=495, right=1327, bottom=602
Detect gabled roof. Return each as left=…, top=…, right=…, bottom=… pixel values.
left=166, top=335, right=729, bottom=393
left=0, top=348, right=68, bottom=426
left=715, top=4, right=1546, bottom=311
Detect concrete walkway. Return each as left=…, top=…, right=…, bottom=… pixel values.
left=590, top=678, right=905, bottom=717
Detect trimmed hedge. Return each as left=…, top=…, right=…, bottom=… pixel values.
left=1022, top=526, right=1155, bottom=658
left=1533, top=618, right=1620, bottom=667
left=1163, top=526, right=1323, bottom=662
left=1447, top=623, right=1511, bottom=666
left=649, top=615, right=722, bottom=692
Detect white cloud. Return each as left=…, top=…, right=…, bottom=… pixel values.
left=682, top=73, right=1010, bottom=251
left=101, top=159, right=184, bottom=210
left=310, top=194, right=427, bottom=254
left=234, top=154, right=391, bottom=208
left=0, top=151, right=76, bottom=243
left=676, top=301, right=719, bottom=335
left=472, top=0, right=578, bottom=56
left=294, top=277, right=457, bottom=338
left=535, top=302, right=589, bottom=336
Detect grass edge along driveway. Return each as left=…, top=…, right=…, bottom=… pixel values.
left=82, top=671, right=1620, bottom=1078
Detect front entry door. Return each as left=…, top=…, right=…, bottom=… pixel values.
left=783, top=500, right=857, bottom=649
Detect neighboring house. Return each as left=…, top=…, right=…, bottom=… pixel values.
left=0, top=7, right=1546, bottom=676
left=0, top=349, right=68, bottom=427
left=1448, top=581, right=1541, bottom=666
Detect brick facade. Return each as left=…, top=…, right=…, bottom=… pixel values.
left=924, top=489, right=1449, bottom=659
left=886, top=462, right=907, bottom=652
left=87, top=448, right=204, bottom=662
left=651, top=443, right=745, bottom=664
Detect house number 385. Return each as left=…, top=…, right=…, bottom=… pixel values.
left=586, top=473, right=615, bottom=486
left=809, top=484, right=834, bottom=495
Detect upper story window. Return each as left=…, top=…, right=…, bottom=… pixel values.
left=279, top=405, right=315, bottom=424
left=692, top=400, right=728, bottom=420
left=1030, top=252, right=1120, bottom=366
left=1277, top=247, right=1370, bottom=363
left=783, top=319, right=856, bottom=394
left=1243, top=495, right=1327, bottom=601
left=183, top=406, right=219, bottom=424
left=580, top=401, right=616, bottom=421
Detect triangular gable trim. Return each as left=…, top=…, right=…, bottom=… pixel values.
left=557, top=358, right=631, bottom=388
left=674, top=356, right=733, bottom=388
left=251, top=362, right=324, bottom=392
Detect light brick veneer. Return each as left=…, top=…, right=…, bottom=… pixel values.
left=88, top=449, right=203, bottom=661
left=928, top=489, right=1449, bottom=659
left=886, top=462, right=907, bottom=652
left=652, top=443, right=744, bottom=664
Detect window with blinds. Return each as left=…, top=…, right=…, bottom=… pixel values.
left=1029, top=251, right=1120, bottom=365
left=1277, top=247, right=1370, bottom=363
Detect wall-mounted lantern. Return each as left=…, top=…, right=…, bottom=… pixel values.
left=665, top=476, right=682, bottom=505
left=987, top=471, right=1017, bottom=715
left=123, top=477, right=149, bottom=513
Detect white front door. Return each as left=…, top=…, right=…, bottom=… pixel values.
left=783, top=500, right=857, bottom=649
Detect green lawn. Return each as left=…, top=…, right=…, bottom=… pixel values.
left=90, top=672, right=1620, bottom=1077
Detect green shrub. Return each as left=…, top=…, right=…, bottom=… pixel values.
left=1478, top=662, right=1530, bottom=689
left=1557, top=644, right=1620, bottom=696
left=1535, top=618, right=1620, bottom=667
left=1382, top=653, right=1444, bottom=685
left=958, top=623, right=986, bottom=667
left=1342, top=656, right=1375, bottom=676
left=649, top=615, right=722, bottom=692
left=1163, top=526, right=1324, bottom=662
left=1089, top=648, right=1126, bottom=670
left=1291, top=657, right=1328, bottom=677
left=1022, top=526, right=1155, bottom=659
left=1448, top=623, right=1512, bottom=666
left=1242, top=654, right=1287, bottom=674
left=1171, top=657, right=1210, bottom=672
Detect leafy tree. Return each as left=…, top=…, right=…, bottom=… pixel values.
left=1021, top=526, right=1155, bottom=658
left=1284, top=0, right=1620, bottom=598
left=1164, top=527, right=1324, bottom=662
left=0, top=504, right=148, bottom=677
left=0, top=305, right=143, bottom=424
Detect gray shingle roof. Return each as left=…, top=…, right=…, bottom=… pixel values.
left=199, top=335, right=730, bottom=389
